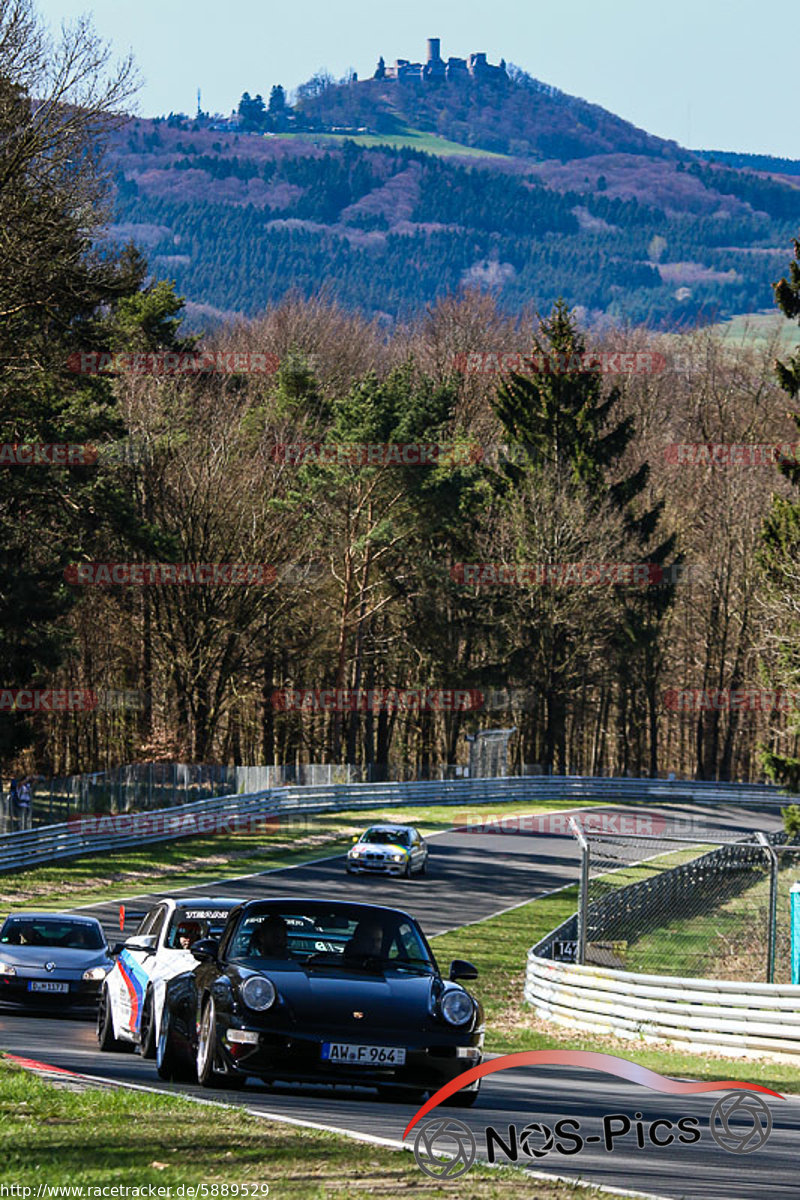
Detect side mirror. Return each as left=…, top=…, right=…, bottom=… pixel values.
left=123, top=935, right=157, bottom=955
left=351, top=835, right=359, bottom=843
left=449, top=959, right=478, bottom=982
left=190, top=938, right=219, bottom=962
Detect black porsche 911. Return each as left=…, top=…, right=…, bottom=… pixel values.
left=156, top=898, right=483, bottom=1104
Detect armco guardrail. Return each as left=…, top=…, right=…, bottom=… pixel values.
left=526, top=827, right=800, bottom=1061
left=525, top=954, right=800, bottom=1061
left=0, top=774, right=785, bottom=875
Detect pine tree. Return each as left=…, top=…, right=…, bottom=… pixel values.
left=490, top=301, right=676, bottom=773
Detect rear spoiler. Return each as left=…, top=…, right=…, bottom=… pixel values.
left=119, top=904, right=148, bottom=933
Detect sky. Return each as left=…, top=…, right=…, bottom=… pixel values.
left=36, top=0, right=799, bottom=159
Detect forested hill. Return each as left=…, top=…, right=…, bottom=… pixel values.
left=104, top=66, right=800, bottom=329
left=290, top=68, right=681, bottom=162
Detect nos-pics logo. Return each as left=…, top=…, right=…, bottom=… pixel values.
left=406, top=1051, right=780, bottom=1180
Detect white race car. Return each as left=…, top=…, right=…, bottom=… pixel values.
left=346, top=824, right=429, bottom=877
left=97, top=897, right=240, bottom=1057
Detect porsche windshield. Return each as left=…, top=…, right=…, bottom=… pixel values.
left=228, top=906, right=435, bottom=972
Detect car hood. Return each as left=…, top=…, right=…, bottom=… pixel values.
left=0, top=946, right=111, bottom=974
left=252, top=965, right=436, bottom=1025
left=352, top=841, right=408, bottom=856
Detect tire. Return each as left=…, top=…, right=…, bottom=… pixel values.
left=139, top=988, right=156, bottom=1060
left=156, top=1005, right=195, bottom=1083
left=403, top=859, right=411, bottom=879
left=418, top=856, right=427, bottom=876
left=196, top=997, right=225, bottom=1088
left=443, top=1083, right=481, bottom=1108
left=97, top=985, right=129, bottom=1052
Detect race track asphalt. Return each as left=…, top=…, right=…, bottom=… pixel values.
left=1, top=802, right=794, bottom=1200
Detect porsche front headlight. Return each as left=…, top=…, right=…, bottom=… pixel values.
left=240, top=975, right=276, bottom=1011
left=441, top=990, right=474, bottom=1026
left=0, top=962, right=16, bottom=976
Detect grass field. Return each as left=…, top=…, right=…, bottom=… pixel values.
left=623, top=860, right=800, bottom=984
left=273, top=125, right=511, bottom=159
left=0, top=797, right=602, bottom=910
left=0, top=1059, right=629, bottom=1197
left=711, top=310, right=799, bottom=350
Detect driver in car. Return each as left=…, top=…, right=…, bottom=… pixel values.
left=343, top=918, right=384, bottom=961
left=249, top=914, right=291, bottom=958
left=175, top=920, right=204, bottom=950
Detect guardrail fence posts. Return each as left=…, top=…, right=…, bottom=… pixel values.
left=569, top=816, right=589, bottom=966
left=757, top=831, right=779, bottom=984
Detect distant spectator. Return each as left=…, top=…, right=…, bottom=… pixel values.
left=15, top=778, right=31, bottom=830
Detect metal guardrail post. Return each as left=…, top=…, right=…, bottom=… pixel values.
left=569, top=816, right=589, bottom=966
left=757, top=832, right=779, bottom=984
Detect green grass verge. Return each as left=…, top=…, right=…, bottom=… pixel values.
left=623, top=861, right=800, bottom=984
left=0, top=798, right=602, bottom=910
left=430, top=886, right=800, bottom=1096
left=0, top=1059, right=628, bottom=1197
left=273, top=126, right=511, bottom=159
left=589, top=844, right=713, bottom=898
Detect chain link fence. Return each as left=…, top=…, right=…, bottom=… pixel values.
left=467, top=728, right=516, bottom=777
left=566, top=821, right=800, bottom=984
left=0, top=793, right=32, bottom=835
left=4, top=763, right=373, bottom=828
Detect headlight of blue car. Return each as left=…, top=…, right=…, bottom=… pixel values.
left=241, top=975, right=276, bottom=1011
left=440, top=989, right=474, bottom=1026
left=82, top=966, right=109, bottom=981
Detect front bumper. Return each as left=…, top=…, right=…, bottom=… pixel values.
left=217, top=1024, right=482, bottom=1090
left=0, top=976, right=104, bottom=1012
left=346, top=857, right=407, bottom=875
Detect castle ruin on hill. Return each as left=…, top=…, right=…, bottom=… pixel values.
left=374, top=38, right=507, bottom=84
